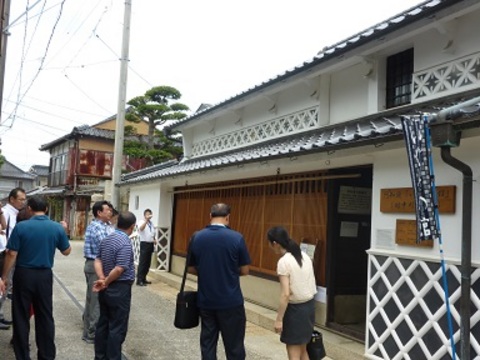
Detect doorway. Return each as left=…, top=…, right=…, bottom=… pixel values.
left=326, top=165, right=372, bottom=340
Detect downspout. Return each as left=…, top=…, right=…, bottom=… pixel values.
left=429, top=95, right=480, bottom=360
left=440, top=147, right=472, bottom=360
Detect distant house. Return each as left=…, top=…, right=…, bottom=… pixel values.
left=29, top=165, right=49, bottom=187
left=0, top=159, right=35, bottom=200
left=38, top=115, right=151, bottom=238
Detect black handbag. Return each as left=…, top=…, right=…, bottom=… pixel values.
left=306, top=330, right=326, bottom=360
left=174, top=236, right=199, bottom=329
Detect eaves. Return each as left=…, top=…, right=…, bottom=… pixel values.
left=168, top=0, right=473, bottom=131
left=120, top=90, right=480, bottom=187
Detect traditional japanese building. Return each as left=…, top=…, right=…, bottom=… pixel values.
left=120, top=1, right=480, bottom=358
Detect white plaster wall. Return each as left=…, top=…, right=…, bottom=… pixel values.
left=330, top=63, right=369, bottom=124
left=414, top=9, right=480, bottom=72
left=371, top=135, right=480, bottom=264
left=190, top=85, right=321, bottom=147
left=128, top=183, right=162, bottom=226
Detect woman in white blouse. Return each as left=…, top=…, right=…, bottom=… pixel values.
left=267, top=226, right=317, bottom=360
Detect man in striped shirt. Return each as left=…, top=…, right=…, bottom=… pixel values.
left=92, top=211, right=136, bottom=360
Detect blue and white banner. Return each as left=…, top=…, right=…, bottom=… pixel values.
left=401, top=115, right=437, bottom=242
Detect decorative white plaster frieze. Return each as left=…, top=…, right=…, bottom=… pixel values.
left=191, top=106, right=319, bottom=157
left=412, top=52, right=480, bottom=100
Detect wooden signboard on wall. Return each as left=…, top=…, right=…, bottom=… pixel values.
left=395, top=219, right=434, bottom=247
left=380, top=186, right=456, bottom=214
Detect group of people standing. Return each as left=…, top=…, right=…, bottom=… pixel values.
left=187, top=203, right=317, bottom=360
left=82, top=202, right=155, bottom=359
left=0, top=194, right=317, bottom=360
left=0, top=189, right=71, bottom=360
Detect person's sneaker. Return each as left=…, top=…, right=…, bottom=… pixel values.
left=0, top=322, right=10, bottom=330
left=136, top=282, right=146, bottom=286
left=144, top=280, right=152, bottom=285
left=0, top=318, right=13, bottom=325
left=82, top=336, right=95, bottom=344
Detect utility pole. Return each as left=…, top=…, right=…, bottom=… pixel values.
left=111, top=0, right=132, bottom=209
left=0, top=0, right=12, bottom=123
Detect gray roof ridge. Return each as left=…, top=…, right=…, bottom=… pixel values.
left=167, top=0, right=459, bottom=130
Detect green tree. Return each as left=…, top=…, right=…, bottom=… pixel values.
left=126, top=85, right=189, bottom=149
left=123, top=129, right=183, bottom=166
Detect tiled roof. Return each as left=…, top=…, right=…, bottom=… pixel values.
left=40, top=125, right=154, bottom=151
left=30, top=165, right=49, bottom=177
left=120, top=92, right=480, bottom=186
left=0, top=160, right=36, bottom=180
left=168, top=0, right=462, bottom=130
left=121, top=160, right=178, bottom=181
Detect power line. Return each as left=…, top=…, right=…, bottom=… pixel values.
left=0, top=112, right=68, bottom=136
left=95, top=32, right=152, bottom=88
left=21, top=95, right=107, bottom=117
left=3, top=98, right=90, bottom=124
left=43, top=58, right=117, bottom=71
left=63, top=73, right=112, bottom=114
left=47, top=0, right=111, bottom=70
left=5, top=0, right=67, bottom=128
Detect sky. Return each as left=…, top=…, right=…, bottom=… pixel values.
left=0, top=0, right=424, bottom=171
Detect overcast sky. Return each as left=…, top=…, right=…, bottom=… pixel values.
left=1, top=0, right=423, bottom=171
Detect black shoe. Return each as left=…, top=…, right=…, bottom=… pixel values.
left=144, top=280, right=152, bottom=285
left=82, top=336, right=95, bottom=344
left=0, top=318, right=13, bottom=325
left=0, top=322, right=10, bottom=330
left=136, top=282, right=146, bottom=286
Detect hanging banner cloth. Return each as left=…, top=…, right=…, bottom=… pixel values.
left=400, top=115, right=437, bottom=242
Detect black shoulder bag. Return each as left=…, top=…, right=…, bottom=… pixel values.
left=173, top=235, right=199, bottom=329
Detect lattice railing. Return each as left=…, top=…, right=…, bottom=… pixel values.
left=412, top=51, right=480, bottom=100
left=191, top=106, right=319, bottom=157
left=130, top=226, right=170, bottom=271
left=130, top=227, right=141, bottom=265
left=366, top=254, right=480, bottom=360
left=155, top=227, right=170, bottom=271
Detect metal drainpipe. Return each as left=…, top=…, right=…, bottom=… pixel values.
left=432, top=96, right=480, bottom=360
left=440, top=147, right=472, bottom=360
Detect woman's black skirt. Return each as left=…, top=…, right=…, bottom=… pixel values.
left=280, top=298, right=315, bottom=345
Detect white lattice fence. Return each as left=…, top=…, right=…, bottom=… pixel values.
left=366, top=254, right=480, bottom=360
left=191, top=106, right=319, bottom=157
left=412, top=51, right=480, bottom=100
left=155, top=227, right=170, bottom=271
left=130, top=227, right=141, bottom=265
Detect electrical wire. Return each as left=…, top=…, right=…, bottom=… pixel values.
left=95, top=33, right=153, bottom=88
left=5, top=0, right=67, bottom=128
left=48, top=0, right=111, bottom=70
left=0, top=113, right=69, bottom=136
left=21, top=95, right=107, bottom=117
left=3, top=98, right=90, bottom=124
left=63, top=73, right=112, bottom=114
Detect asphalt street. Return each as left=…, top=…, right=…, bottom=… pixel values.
left=0, top=241, right=294, bottom=360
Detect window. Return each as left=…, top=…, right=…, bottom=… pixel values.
left=386, top=48, right=413, bottom=108
left=135, top=195, right=139, bottom=210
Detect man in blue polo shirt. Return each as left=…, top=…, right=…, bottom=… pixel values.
left=92, top=211, right=136, bottom=360
left=188, top=203, right=251, bottom=360
left=0, top=196, right=71, bottom=360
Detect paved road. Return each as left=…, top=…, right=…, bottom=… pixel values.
left=0, top=241, right=292, bottom=360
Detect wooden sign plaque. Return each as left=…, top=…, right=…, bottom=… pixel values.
left=380, top=186, right=456, bottom=214
left=395, top=219, right=434, bottom=247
